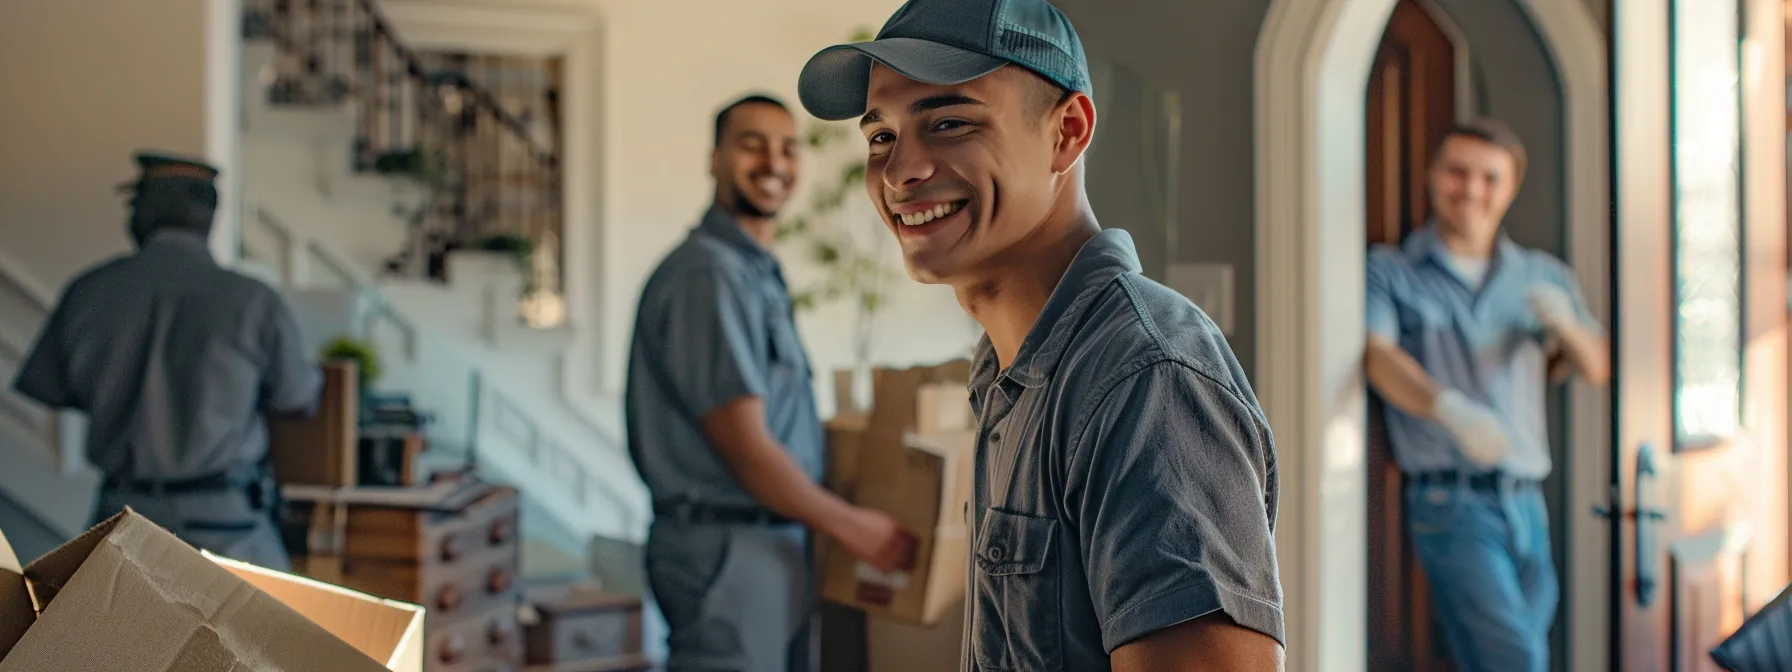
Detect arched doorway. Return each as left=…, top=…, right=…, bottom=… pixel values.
left=1253, top=1, right=1609, bottom=671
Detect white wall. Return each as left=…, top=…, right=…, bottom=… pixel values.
left=0, top=0, right=240, bottom=291
left=585, top=0, right=981, bottom=404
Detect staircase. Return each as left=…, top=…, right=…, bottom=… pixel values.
left=235, top=0, right=652, bottom=587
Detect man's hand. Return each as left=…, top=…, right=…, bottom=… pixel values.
left=1528, top=285, right=1578, bottom=335
left=828, top=506, right=915, bottom=573
left=1432, top=389, right=1508, bottom=468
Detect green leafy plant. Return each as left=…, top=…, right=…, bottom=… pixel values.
left=321, top=336, right=382, bottom=390
left=475, top=233, right=535, bottom=283
left=775, top=27, right=899, bottom=370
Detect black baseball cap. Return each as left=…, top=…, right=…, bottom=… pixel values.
left=798, top=0, right=1092, bottom=122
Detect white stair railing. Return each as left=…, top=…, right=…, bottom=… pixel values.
left=243, top=203, right=646, bottom=542
left=0, top=251, right=85, bottom=477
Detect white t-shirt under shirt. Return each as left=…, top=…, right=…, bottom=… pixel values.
left=1440, top=251, right=1490, bottom=289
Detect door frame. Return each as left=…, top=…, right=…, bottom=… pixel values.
left=1252, top=2, right=1608, bottom=672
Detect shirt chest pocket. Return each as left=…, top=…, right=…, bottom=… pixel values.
left=972, top=508, right=1061, bottom=672
left=765, top=320, right=809, bottom=382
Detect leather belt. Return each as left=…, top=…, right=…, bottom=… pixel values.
left=102, top=471, right=240, bottom=497
left=1407, top=470, right=1541, bottom=492
left=654, top=501, right=795, bottom=526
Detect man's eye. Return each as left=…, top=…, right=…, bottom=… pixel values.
left=933, top=119, right=968, bottom=132
left=869, top=131, right=895, bottom=145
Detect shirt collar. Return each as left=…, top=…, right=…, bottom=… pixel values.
left=971, top=229, right=1143, bottom=391
left=1402, top=222, right=1521, bottom=270
left=695, top=204, right=777, bottom=272
left=142, top=229, right=215, bottom=261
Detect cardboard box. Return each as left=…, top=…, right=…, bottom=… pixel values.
left=270, top=360, right=361, bottom=486
left=0, top=509, right=424, bottom=672
left=822, top=361, right=976, bottom=626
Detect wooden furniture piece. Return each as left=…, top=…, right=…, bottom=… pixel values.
left=268, top=361, right=360, bottom=486
left=520, top=583, right=648, bottom=671
left=285, top=480, right=523, bottom=672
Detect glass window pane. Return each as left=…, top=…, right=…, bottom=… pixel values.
left=1671, top=0, right=1743, bottom=443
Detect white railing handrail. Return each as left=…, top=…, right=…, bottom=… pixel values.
left=247, top=202, right=645, bottom=541
left=0, top=250, right=55, bottom=311
left=470, top=369, right=645, bottom=539
left=250, top=204, right=419, bottom=361
left=0, top=252, right=89, bottom=480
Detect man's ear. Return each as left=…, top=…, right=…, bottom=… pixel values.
left=1052, top=92, right=1096, bottom=175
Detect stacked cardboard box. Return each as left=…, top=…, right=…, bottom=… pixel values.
left=819, top=360, right=976, bottom=671
left=0, top=509, right=425, bottom=671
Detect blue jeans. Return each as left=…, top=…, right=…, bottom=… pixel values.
left=1406, top=480, right=1558, bottom=672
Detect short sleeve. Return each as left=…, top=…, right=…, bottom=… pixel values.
left=1546, top=257, right=1604, bottom=335
left=653, top=267, right=769, bottom=417
left=260, top=291, right=323, bottom=415
left=1365, top=250, right=1400, bottom=339
left=1065, top=362, right=1284, bottom=651
left=11, top=300, right=74, bottom=408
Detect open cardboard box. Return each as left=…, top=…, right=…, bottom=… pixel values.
left=0, top=508, right=423, bottom=671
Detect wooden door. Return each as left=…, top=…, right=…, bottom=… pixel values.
left=1611, top=0, right=1790, bottom=669
left=1364, top=1, right=1457, bottom=670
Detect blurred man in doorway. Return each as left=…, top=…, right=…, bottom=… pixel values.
left=1363, top=118, right=1611, bottom=672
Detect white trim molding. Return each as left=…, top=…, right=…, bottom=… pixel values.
left=1252, top=1, right=1608, bottom=671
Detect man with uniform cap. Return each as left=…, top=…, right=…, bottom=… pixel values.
left=12, top=151, right=322, bottom=570
left=799, top=1, right=1285, bottom=670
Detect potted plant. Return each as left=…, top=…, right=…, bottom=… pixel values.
left=320, top=336, right=382, bottom=396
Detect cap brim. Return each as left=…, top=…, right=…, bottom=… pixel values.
left=798, top=38, right=1008, bottom=121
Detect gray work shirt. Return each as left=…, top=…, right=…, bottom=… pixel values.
left=11, top=230, right=322, bottom=481
left=625, top=206, right=823, bottom=509
left=1365, top=225, right=1600, bottom=479
left=964, top=229, right=1283, bottom=671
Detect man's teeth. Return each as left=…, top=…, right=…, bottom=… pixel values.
left=899, top=202, right=963, bottom=227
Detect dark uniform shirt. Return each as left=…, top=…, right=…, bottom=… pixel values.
left=11, top=231, right=321, bottom=481
left=625, top=206, right=823, bottom=509
left=964, top=230, right=1283, bottom=671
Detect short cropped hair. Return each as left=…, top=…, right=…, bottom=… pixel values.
left=714, top=94, right=790, bottom=147
left=1434, top=117, right=1528, bottom=182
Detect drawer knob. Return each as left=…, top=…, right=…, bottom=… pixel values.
left=488, top=518, right=513, bottom=545
left=439, top=535, right=463, bottom=561
left=439, top=633, right=467, bottom=663
left=487, top=567, right=513, bottom=594
left=487, top=619, right=512, bottom=645
left=437, top=584, right=463, bottom=612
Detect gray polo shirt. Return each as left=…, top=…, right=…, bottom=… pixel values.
left=625, top=205, right=823, bottom=510
left=11, top=230, right=321, bottom=481
left=1365, top=225, right=1600, bottom=479
left=964, top=229, right=1283, bottom=671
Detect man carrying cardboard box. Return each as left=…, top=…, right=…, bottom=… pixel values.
left=625, top=95, right=914, bottom=672
left=11, top=152, right=322, bottom=571
left=799, top=1, right=1285, bottom=669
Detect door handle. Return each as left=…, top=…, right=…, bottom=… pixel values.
left=1634, top=443, right=1662, bottom=607
left=1591, top=443, right=1665, bottom=607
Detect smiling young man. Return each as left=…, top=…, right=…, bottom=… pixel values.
left=798, top=2, right=1284, bottom=670
left=626, top=94, right=913, bottom=672
left=1362, top=119, right=1610, bottom=672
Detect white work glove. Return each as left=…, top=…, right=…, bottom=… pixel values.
left=1432, top=389, right=1508, bottom=468
left=1528, top=285, right=1578, bottom=335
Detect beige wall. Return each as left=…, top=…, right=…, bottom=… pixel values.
left=0, top=0, right=226, bottom=291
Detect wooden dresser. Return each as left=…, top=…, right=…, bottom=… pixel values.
left=285, top=481, right=523, bottom=672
